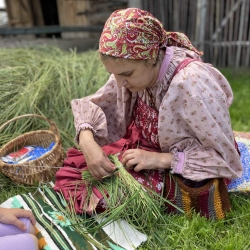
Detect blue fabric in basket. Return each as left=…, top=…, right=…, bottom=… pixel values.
left=2, top=142, right=55, bottom=164
left=26, top=142, right=55, bottom=161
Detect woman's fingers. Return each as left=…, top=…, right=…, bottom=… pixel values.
left=89, top=160, right=115, bottom=180
left=0, top=208, right=36, bottom=230
left=15, top=209, right=36, bottom=225
left=124, top=158, right=138, bottom=169
left=122, top=149, right=143, bottom=168
left=11, top=218, right=27, bottom=231
left=103, top=156, right=116, bottom=172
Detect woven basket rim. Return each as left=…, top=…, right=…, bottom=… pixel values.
left=0, top=129, right=59, bottom=152
left=0, top=130, right=62, bottom=167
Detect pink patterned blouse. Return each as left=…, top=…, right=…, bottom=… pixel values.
left=71, top=46, right=243, bottom=181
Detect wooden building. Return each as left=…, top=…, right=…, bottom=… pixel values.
left=4, top=0, right=130, bottom=38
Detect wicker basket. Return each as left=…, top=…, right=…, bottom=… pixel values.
left=0, top=114, right=65, bottom=185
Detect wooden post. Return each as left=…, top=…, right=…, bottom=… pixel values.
left=168, top=0, right=173, bottom=31
left=128, top=0, right=142, bottom=9
left=199, top=0, right=207, bottom=53
left=228, top=0, right=235, bottom=67
left=173, top=0, right=180, bottom=31
left=57, top=0, right=91, bottom=39
left=212, top=0, right=220, bottom=66
left=5, top=0, right=33, bottom=27
left=244, top=2, right=250, bottom=66
left=208, top=0, right=215, bottom=63
left=31, top=0, right=44, bottom=27
left=242, top=0, right=249, bottom=67
left=5, top=0, right=35, bottom=38
left=233, top=0, right=241, bottom=67
left=236, top=0, right=246, bottom=67
left=222, top=0, right=230, bottom=67
left=188, top=0, right=197, bottom=42
left=218, top=0, right=224, bottom=67
left=159, top=0, right=165, bottom=27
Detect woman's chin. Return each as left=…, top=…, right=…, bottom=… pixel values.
left=126, top=87, right=141, bottom=92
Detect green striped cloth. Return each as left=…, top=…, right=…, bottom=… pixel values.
left=0, top=183, right=147, bottom=250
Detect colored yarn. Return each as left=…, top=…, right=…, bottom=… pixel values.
left=163, top=172, right=231, bottom=220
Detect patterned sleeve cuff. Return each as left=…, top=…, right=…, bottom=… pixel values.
left=75, top=123, right=97, bottom=143
left=170, top=149, right=185, bottom=174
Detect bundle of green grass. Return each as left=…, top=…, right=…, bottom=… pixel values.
left=78, top=154, right=176, bottom=230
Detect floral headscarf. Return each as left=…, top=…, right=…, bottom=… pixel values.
left=99, top=8, right=202, bottom=60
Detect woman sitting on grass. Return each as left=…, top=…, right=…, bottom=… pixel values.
left=54, top=8, right=243, bottom=219
left=0, top=207, right=38, bottom=250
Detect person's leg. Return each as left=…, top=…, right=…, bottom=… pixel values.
left=0, top=233, right=39, bottom=250
left=0, top=217, right=35, bottom=237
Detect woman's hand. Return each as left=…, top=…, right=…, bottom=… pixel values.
left=121, top=149, right=173, bottom=172
left=79, top=129, right=116, bottom=179
left=0, top=208, right=36, bottom=231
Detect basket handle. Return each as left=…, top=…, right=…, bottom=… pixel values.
left=0, top=114, right=60, bottom=136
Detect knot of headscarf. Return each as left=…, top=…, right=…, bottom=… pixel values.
left=99, top=8, right=202, bottom=60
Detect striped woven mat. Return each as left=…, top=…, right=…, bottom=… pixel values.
left=0, top=183, right=147, bottom=250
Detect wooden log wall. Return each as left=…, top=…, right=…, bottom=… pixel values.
left=56, top=0, right=90, bottom=38
left=5, top=0, right=44, bottom=38
left=56, top=0, right=128, bottom=38
left=5, top=0, right=44, bottom=27
left=142, top=0, right=250, bottom=68
left=84, top=0, right=128, bottom=37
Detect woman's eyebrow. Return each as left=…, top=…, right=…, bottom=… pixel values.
left=117, top=70, right=133, bottom=76
left=106, top=70, right=133, bottom=75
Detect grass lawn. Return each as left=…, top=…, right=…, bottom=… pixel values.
left=0, top=47, right=250, bottom=249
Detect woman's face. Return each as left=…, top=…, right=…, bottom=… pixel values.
left=102, top=57, right=160, bottom=92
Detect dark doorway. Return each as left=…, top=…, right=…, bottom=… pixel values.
left=40, top=0, right=61, bottom=37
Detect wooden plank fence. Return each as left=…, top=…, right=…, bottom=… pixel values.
left=142, top=0, right=250, bottom=68
left=2, top=0, right=249, bottom=68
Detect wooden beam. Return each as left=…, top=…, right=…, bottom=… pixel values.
left=0, top=25, right=103, bottom=35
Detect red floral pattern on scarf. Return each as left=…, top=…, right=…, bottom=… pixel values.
left=99, top=8, right=202, bottom=59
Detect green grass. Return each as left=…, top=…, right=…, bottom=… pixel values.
left=221, top=68, right=250, bottom=132
left=0, top=47, right=250, bottom=249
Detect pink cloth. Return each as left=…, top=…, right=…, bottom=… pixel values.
left=156, top=47, right=174, bottom=82
left=71, top=46, right=243, bottom=181
left=175, top=152, right=185, bottom=174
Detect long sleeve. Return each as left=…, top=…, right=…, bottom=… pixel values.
left=71, top=74, right=137, bottom=146
left=158, top=60, right=243, bottom=181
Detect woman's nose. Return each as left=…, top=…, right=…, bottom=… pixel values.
left=115, top=76, right=127, bottom=88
